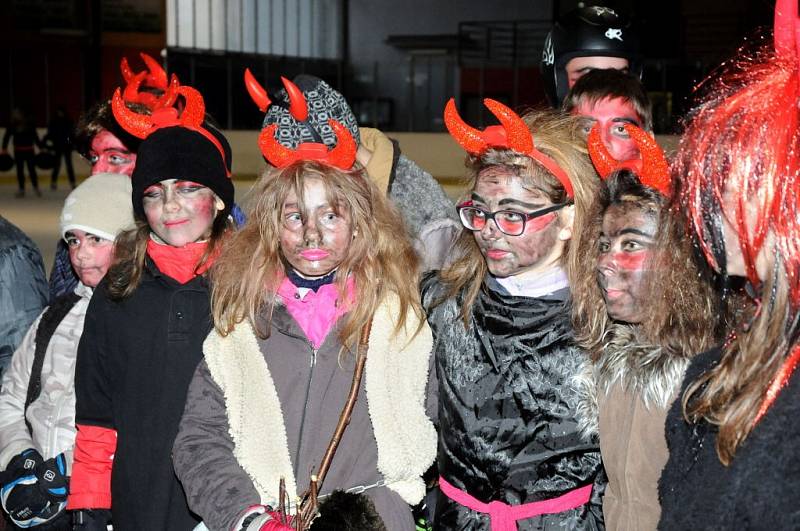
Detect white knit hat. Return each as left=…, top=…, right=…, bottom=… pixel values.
left=60, top=173, right=135, bottom=242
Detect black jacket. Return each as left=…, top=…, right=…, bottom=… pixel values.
left=421, top=274, right=605, bottom=530
left=658, top=347, right=800, bottom=529
left=74, top=260, right=210, bottom=530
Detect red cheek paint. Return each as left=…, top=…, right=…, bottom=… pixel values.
left=612, top=250, right=649, bottom=270
left=524, top=212, right=558, bottom=233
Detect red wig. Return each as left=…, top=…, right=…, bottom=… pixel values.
left=678, top=0, right=800, bottom=304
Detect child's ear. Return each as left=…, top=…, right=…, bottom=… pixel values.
left=214, top=196, right=225, bottom=212
left=557, top=204, right=575, bottom=242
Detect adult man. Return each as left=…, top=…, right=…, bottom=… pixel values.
left=541, top=5, right=641, bottom=107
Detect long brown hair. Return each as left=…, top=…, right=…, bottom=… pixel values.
left=434, top=110, right=599, bottom=324
left=571, top=170, right=722, bottom=362
left=210, top=160, right=422, bottom=350
left=105, top=211, right=230, bottom=300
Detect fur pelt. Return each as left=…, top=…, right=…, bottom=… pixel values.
left=572, top=323, right=690, bottom=439
left=309, top=491, right=388, bottom=531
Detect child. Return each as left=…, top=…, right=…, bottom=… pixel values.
left=0, top=173, right=134, bottom=529
left=172, top=99, right=436, bottom=531
left=659, top=0, right=800, bottom=526
left=421, top=100, right=604, bottom=530
left=66, top=82, right=235, bottom=530
left=570, top=124, right=721, bottom=530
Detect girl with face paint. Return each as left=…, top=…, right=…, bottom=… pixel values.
left=571, top=121, right=722, bottom=530
left=658, top=1, right=800, bottom=527
left=171, top=121, right=435, bottom=529
left=66, top=82, right=236, bottom=530
left=421, top=102, right=605, bottom=531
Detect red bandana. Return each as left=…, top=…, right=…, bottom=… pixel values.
left=146, top=238, right=217, bottom=284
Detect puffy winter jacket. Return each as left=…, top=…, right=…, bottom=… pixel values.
left=0, top=215, right=48, bottom=376
left=0, top=282, right=92, bottom=472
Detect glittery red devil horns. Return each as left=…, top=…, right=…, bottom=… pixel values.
left=774, top=0, right=800, bottom=60
left=244, top=69, right=309, bottom=121
left=258, top=120, right=357, bottom=170
left=587, top=122, right=671, bottom=197
left=123, top=71, right=180, bottom=110
left=120, top=53, right=169, bottom=91
left=444, top=97, right=574, bottom=198
left=112, top=84, right=205, bottom=139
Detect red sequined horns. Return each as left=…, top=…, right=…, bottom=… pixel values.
left=123, top=71, right=180, bottom=109
left=444, top=97, right=574, bottom=198
left=111, top=84, right=205, bottom=139
left=257, top=120, right=357, bottom=170
left=244, top=69, right=308, bottom=121
left=120, top=53, right=169, bottom=91
left=587, top=122, right=671, bottom=197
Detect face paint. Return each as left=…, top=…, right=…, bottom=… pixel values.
left=142, top=179, right=223, bottom=247
left=65, top=230, right=115, bottom=288
left=596, top=202, right=658, bottom=323
left=574, top=96, right=643, bottom=162
left=279, top=177, right=354, bottom=278
left=472, top=169, right=568, bottom=278
left=88, top=130, right=137, bottom=176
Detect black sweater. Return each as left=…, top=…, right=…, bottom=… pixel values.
left=658, top=347, right=800, bottom=529
left=75, top=261, right=210, bottom=530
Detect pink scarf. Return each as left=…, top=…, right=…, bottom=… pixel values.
left=277, top=275, right=356, bottom=349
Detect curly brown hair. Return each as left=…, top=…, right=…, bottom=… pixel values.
left=571, top=169, right=722, bottom=362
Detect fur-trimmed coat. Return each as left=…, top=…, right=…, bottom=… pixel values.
left=422, top=274, right=605, bottom=530
left=573, top=324, right=689, bottom=531
left=172, top=294, right=437, bottom=531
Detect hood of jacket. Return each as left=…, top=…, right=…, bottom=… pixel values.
left=359, top=127, right=398, bottom=196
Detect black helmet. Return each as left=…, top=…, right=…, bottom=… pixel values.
left=541, top=6, right=641, bottom=107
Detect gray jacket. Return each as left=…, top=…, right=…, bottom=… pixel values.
left=173, top=295, right=436, bottom=531
left=0, top=216, right=48, bottom=377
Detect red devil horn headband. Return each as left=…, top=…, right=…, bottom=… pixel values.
left=244, top=69, right=309, bottom=121
left=120, top=53, right=169, bottom=91
left=257, top=120, right=356, bottom=170
left=444, top=98, right=574, bottom=198
left=123, top=71, right=180, bottom=110
left=112, top=82, right=228, bottom=174
left=774, top=0, right=800, bottom=60
left=587, top=122, right=671, bottom=197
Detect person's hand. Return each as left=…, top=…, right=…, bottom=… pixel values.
left=35, top=453, right=68, bottom=502
left=0, top=450, right=69, bottom=527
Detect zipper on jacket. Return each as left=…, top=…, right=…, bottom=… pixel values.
left=294, top=342, right=317, bottom=480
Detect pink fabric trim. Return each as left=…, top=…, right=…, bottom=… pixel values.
left=438, top=476, right=592, bottom=531
left=277, top=275, right=355, bottom=349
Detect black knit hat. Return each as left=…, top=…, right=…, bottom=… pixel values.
left=263, top=74, right=360, bottom=149
left=131, top=126, right=234, bottom=219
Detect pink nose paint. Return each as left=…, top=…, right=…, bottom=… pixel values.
left=301, top=249, right=330, bottom=260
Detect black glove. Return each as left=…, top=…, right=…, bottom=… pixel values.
left=35, top=453, right=69, bottom=502
left=0, top=450, right=69, bottom=527
left=72, top=509, right=111, bottom=531
left=1, top=448, right=44, bottom=484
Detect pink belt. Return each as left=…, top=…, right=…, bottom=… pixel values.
left=438, top=476, right=592, bottom=531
